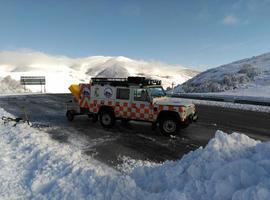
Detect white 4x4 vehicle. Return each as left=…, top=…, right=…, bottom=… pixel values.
left=67, top=77, right=197, bottom=136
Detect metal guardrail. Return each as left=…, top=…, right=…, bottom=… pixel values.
left=170, top=94, right=270, bottom=107
left=233, top=100, right=270, bottom=107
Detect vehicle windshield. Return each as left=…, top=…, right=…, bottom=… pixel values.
left=148, top=87, right=166, bottom=98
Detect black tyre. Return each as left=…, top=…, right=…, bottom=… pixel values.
left=99, top=109, right=115, bottom=128
left=66, top=110, right=74, bottom=122
left=159, top=116, right=179, bottom=136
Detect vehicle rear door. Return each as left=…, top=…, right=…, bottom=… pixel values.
left=115, top=87, right=131, bottom=118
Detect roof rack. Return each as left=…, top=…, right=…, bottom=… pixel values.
left=91, top=77, right=128, bottom=86
left=91, top=76, right=162, bottom=86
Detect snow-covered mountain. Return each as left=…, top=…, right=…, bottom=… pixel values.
left=0, top=50, right=198, bottom=93
left=174, top=52, right=270, bottom=94
left=96, top=65, right=130, bottom=78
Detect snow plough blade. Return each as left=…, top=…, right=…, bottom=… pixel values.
left=69, top=84, right=80, bottom=101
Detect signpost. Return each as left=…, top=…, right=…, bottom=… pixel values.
left=20, top=76, right=46, bottom=93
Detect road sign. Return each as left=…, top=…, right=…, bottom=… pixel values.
left=20, top=76, right=46, bottom=92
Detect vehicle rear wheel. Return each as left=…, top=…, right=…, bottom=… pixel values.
left=66, top=110, right=74, bottom=122
left=99, top=110, right=115, bottom=128
left=159, top=116, right=179, bottom=136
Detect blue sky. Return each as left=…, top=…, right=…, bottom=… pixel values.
left=0, top=0, right=270, bottom=70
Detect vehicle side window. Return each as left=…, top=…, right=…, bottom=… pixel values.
left=116, top=88, right=130, bottom=100
left=134, top=88, right=149, bottom=101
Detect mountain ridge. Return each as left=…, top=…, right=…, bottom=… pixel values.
left=0, top=50, right=198, bottom=93
left=174, top=52, right=270, bottom=94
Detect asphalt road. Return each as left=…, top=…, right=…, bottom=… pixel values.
left=0, top=93, right=269, bottom=168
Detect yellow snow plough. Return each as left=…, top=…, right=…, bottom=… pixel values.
left=68, top=84, right=80, bottom=101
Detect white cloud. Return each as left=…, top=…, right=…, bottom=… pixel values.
left=222, top=15, right=239, bottom=25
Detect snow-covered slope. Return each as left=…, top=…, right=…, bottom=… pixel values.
left=96, top=65, right=130, bottom=78
left=175, top=52, right=270, bottom=94
left=0, top=76, right=30, bottom=94
left=0, top=50, right=198, bottom=93
left=1, top=107, right=270, bottom=199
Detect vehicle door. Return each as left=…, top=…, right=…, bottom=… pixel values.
left=131, top=87, right=153, bottom=121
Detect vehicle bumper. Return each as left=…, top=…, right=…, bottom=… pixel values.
left=181, top=112, right=198, bottom=123
left=179, top=112, right=198, bottom=128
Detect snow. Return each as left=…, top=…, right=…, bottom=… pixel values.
left=175, top=52, right=270, bottom=96
left=130, top=132, right=270, bottom=200
left=221, top=85, right=270, bottom=98
left=0, top=50, right=198, bottom=93
left=96, top=65, right=130, bottom=78
left=172, top=97, right=270, bottom=113
left=116, top=156, right=159, bottom=174
left=1, top=107, right=270, bottom=199
left=0, top=76, right=30, bottom=94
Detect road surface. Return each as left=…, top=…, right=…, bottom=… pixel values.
left=0, top=93, right=269, bottom=168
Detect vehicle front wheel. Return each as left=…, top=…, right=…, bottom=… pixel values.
left=99, top=110, right=115, bottom=128
left=159, top=116, right=179, bottom=136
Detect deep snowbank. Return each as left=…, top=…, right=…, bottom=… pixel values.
left=0, top=108, right=270, bottom=200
